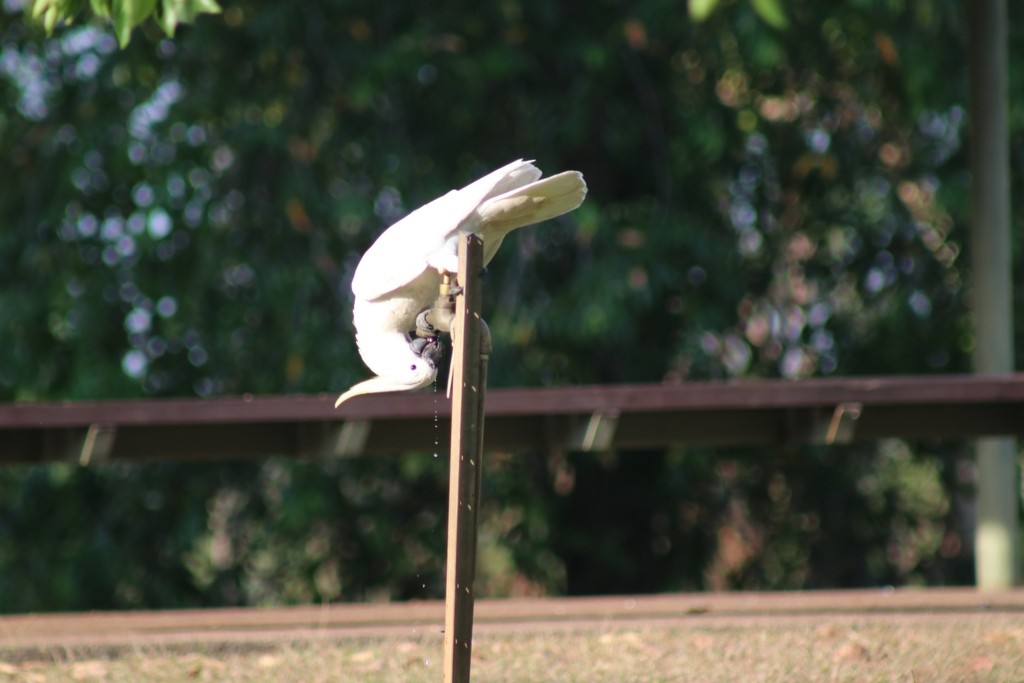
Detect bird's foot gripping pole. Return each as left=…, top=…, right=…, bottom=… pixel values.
left=443, top=234, right=490, bottom=683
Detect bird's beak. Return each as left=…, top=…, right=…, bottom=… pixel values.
left=335, top=377, right=411, bottom=407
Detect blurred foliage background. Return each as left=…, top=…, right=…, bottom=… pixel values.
left=1, top=0, right=1022, bottom=612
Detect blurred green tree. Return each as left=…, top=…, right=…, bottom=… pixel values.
left=0, top=0, right=1020, bottom=610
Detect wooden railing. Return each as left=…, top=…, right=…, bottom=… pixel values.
left=2, top=374, right=1022, bottom=465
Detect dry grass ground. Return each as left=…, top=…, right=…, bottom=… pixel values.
left=2, top=590, right=1023, bottom=682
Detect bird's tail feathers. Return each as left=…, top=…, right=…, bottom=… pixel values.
left=475, top=171, right=587, bottom=235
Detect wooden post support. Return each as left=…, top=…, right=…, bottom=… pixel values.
left=443, top=234, right=490, bottom=683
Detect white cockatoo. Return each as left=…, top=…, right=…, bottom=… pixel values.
left=335, top=159, right=587, bottom=406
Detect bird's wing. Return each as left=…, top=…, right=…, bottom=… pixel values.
left=351, top=190, right=460, bottom=301
left=453, top=158, right=542, bottom=206
left=351, top=159, right=541, bottom=301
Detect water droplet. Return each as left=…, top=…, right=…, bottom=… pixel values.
left=433, top=378, right=441, bottom=457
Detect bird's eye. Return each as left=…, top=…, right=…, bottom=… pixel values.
left=410, top=364, right=417, bottom=371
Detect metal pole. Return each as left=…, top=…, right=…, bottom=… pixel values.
left=443, top=234, right=489, bottom=682
left=967, top=0, right=1018, bottom=589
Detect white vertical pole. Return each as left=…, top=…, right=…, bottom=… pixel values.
left=967, top=0, right=1018, bottom=589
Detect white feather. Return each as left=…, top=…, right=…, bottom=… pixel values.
left=337, top=160, right=587, bottom=405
